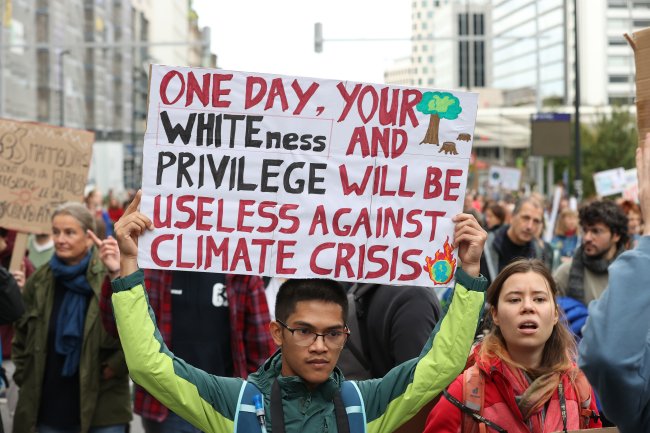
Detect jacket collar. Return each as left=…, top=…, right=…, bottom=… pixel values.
left=248, top=349, right=342, bottom=401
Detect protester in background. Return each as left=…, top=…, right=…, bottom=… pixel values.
left=472, top=193, right=485, bottom=213
left=481, top=197, right=553, bottom=284
left=484, top=202, right=506, bottom=232
left=0, top=228, right=35, bottom=361
left=0, top=267, right=24, bottom=325
left=12, top=202, right=131, bottom=433
left=338, top=284, right=441, bottom=379
left=579, top=133, right=650, bottom=433
left=553, top=200, right=628, bottom=306
left=337, top=283, right=442, bottom=433
left=85, top=189, right=114, bottom=238
left=551, top=208, right=580, bottom=262
left=27, top=233, right=55, bottom=269
left=424, top=259, right=601, bottom=433
left=108, top=192, right=488, bottom=433
left=619, top=199, right=643, bottom=249
left=107, top=197, right=125, bottom=225
left=0, top=229, right=35, bottom=286
left=0, top=267, right=24, bottom=433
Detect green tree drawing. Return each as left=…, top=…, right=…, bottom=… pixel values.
left=416, top=91, right=462, bottom=145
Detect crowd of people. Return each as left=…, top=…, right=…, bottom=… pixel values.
left=0, top=136, right=649, bottom=433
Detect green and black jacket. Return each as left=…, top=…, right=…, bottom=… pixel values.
left=112, top=268, right=486, bottom=433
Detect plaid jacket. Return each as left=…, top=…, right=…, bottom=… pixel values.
left=101, top=269, right=275, bottom=422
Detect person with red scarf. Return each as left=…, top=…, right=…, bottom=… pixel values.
left=424, top=259, right=602, bottom=433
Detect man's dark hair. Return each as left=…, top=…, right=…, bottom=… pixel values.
left=579, top=200, right=629, bottom=248
left=275, top=279, right=348, bottom=323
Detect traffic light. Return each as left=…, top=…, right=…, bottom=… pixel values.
left=314, top=22, right=323, bottom=53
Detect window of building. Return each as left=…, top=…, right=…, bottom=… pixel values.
left=608, top=56, right=630, bottom=66
left=609, top=96, right=634, bottom=105
left=474, top=41, right=485, bottom=87
left=608, top=18, right=629, bottom=28
left=609, top=36, right=628, bottom=45
left=607, top=0, right=627, bottom=7
left=634, top=19, right=650, bottom=27
left=458, top=13, right=468, bottom=35
left=633, top=1, right=650, bottom=8
left=609, top=75, right=631, bottom=83
left=458, top=40, right=469, bottom=87
left=473, top=13, right=484, bottom=35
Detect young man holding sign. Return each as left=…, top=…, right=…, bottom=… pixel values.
left=109, top=191, right=487, bottom=433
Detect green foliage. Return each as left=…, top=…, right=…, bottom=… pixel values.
left=553, top=108, right=637, bottom=198
left=416, top=91, right=462, bottom=119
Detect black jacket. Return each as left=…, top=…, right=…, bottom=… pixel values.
left=0, top=266, right=24, bottom=324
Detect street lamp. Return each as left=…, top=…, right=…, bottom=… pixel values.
left=58, top=49, right=70, bottom=127
left=573, top=0, right=582, bottom=202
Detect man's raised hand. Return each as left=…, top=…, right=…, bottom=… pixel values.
left=452, top=213, right=487, bottom=277
left=113, top=190, right=153, bottom=276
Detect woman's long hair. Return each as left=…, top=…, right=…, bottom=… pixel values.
left=479, top=259, right=577, bottom=377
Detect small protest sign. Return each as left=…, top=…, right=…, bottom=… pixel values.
left=138, top=65, right=478, bottom=286
left=0, top=119, right=94, bottom=234
left=593, top=167, right=626, bottom=197
left=488, top=165, right=521, bottom=191
left=623, top=168, right=638, bottom=202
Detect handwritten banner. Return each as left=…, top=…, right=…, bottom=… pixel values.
left=139, top=65, right=478, bottom=286
left=0, top=119, right=94, bottom=233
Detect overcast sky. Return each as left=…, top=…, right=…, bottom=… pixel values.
left=192, top=0, right=412, bottom=84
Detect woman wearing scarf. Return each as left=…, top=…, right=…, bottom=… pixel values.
left=12, top=203, right=131, bottom=433
left=423, top=259, right=602, bottom=433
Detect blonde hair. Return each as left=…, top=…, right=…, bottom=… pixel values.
left=555, top=209, right=579, bottom=237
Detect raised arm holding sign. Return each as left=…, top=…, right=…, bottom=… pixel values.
left=109, top=64, right=488, bottom=433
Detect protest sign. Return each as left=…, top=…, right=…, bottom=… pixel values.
left=622, top=168, right=638, bottom=202
left=139, top=65, right=478, bottom=286
left=626, top=27, right=650, bottom=146
left=593, top=167, right=626, bottom=197
left=488, top=165, right=521, bottom=191
left=0, top=119, right=94, bottom=234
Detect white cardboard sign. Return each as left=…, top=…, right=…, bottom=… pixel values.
left=138, top=65, right=478, bottom=286
left=593, top=167, right=626, bottom=197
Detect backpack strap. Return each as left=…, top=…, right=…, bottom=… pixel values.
left=235, top=381, right=268, bottom=433
left=235, top=380, right=367, bottom=433
left=341, top=381, right=367, bottom=433
left=462, top=365, right=485, bottom=433
left=573, top=371, right=600, bottom=428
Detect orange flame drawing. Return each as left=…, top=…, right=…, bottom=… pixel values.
left=423, top=237, right=457, bottom=284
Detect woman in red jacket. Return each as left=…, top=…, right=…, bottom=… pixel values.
left=424, top=259, right=602, bottom=433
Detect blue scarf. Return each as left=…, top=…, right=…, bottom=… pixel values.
left=49, top=250, right=94, bottom=377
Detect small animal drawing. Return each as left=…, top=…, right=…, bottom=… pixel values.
left=456, top=133, right=472, bottom=141
left=439, top=142, right=458, bottom=155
